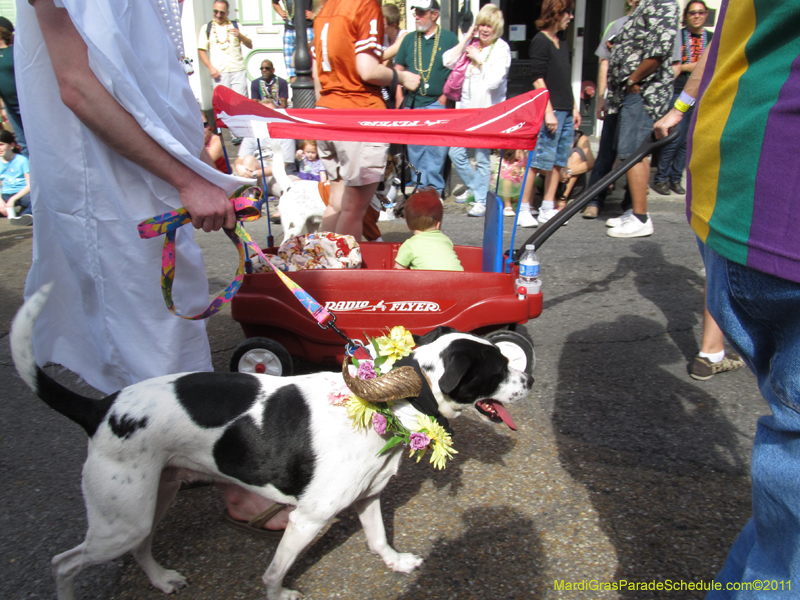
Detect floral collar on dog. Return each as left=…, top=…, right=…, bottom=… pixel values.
left=329, top=327, right=457, bottom=470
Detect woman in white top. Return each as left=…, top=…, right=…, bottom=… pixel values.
left=443, top=4, right=511, bottom=218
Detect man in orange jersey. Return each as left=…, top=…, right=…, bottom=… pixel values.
left=312, top=0, right=419, bottom=239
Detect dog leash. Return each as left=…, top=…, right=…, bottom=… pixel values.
left=137, top=185, right=371, bottom=358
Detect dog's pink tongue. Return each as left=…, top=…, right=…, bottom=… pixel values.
left=487, top=400, right=517, bottom=431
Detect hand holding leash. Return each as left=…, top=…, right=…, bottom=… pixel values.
left=138, top=186, right=267, bottom=320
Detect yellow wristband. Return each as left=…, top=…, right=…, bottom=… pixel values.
left=674, top=99, right=691, bottom=113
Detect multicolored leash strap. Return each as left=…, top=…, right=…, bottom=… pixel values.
left=137, top=185, right=334, bottom=325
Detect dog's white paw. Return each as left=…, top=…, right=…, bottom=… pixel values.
left=151, top=569, right=188, bottom=593
left=387, top=552, right=424, bottom=573
left=274, top=588, right=303, bottom=600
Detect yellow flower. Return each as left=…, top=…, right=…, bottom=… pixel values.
left=415, top=415, right=458, bottom=470
left=346, top=395, right=375, bottom=430
left=376, top=326, right=415, bottom=367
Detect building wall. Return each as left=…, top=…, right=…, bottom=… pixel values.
left=0, top=1, right=15, bottom=25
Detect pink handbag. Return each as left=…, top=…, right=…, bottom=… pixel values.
left=443, top=39, right=479, bottom=102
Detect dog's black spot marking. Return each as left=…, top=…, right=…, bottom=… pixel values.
left=213, top=384, right=315, bottom=497
left=108, top=413, right=149, bottom=440
left=34, top=366, right=116, bottom=437
left=438, top=339, right=509, bottom=405
left=174, top=372, right=261, bottom=428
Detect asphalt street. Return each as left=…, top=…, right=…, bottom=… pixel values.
left=1, top=185, right=763, bottom=600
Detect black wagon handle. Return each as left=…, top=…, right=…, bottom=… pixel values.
left=513, top=129, right=680, bottom=260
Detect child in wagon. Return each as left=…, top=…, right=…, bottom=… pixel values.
left=394, top=187, right=463, bottom=271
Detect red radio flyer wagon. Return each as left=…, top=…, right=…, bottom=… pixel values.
left=214, top=88, right=673, bottom=379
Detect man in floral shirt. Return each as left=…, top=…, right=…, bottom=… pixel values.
left=605, top=0, right=678, bottom=238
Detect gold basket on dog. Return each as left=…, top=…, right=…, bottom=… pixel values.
left=341, top=358, right=422, bottom=403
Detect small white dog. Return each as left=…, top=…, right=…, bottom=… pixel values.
left=272, top=144, right=402, bottom=242
left=270, top=141, right=326, bottom=243
left=10, top=285, right=532, bottom=600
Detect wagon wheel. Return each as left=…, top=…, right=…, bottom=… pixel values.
left=485, top=329, right=535, bottom=375
left=230, top=338, right=293, bottom=376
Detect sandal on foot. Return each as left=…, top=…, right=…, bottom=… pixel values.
left=221, top=504, right=287, bottom=539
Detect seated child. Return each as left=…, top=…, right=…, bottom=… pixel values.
left=0, top=130, right=32, bottom=226
left=297, top=139, right=327, bottom=183
left=494, top=148, right=527, bottom=217
left=394, top=187, right=463, bottom=271
left=556, top=130, right=594, bottom=206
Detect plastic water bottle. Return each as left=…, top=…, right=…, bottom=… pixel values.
left=517, top=244, right=541, bottom=295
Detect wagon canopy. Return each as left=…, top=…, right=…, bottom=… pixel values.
left=213, top=87, right=549, bottom=150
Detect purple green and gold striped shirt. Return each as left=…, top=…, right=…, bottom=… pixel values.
left=687, top=0, right=800, bottom=283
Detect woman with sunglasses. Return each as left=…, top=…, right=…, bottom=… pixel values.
left=651, top=0, right=712, bottom=197
left=518, top=0, right=580, bottom=227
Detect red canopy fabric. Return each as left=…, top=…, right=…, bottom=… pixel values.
left=213, top=86, right=549, bottom=150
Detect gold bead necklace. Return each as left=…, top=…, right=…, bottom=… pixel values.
left=414, top=25, right=441, bottom=95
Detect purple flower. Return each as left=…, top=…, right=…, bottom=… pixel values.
left=357, top=360, right=377, bottom=380
left=372, top=413, right=387, bottom=435
left=409, top=432, right=430, bottom=451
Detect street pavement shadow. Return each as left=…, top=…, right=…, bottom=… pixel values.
left=552, top=314, right=752, bottom=597
left=543, top=240, right=706, bottom=363
left=285, top=416, right=518, bottom=583
left=390, top=507, right=546, bottom=600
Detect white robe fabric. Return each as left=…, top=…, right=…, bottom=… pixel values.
left=15, top=0, right=251, bottom=394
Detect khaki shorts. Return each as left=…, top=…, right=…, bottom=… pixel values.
left=318, top=140, right=389, bottom=187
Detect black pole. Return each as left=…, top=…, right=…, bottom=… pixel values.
left=290, top=0, right=316, bottom=108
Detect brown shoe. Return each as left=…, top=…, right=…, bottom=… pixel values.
left=689, top=352, right=746, bottom=381
left=650, top=181, right=671, bottom=196
left=582, top=205, right=598, bottom=219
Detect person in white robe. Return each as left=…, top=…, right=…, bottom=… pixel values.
left=16, top=0, right=250, bottom=394
left=16, top=0, right=293, bottom=535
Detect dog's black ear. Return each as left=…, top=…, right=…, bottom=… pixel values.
left=414, top=326, right=459, bottom=347
left=437, top=351, right=473, bottom=396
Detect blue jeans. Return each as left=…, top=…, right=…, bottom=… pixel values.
left=448, top=146, right=491, bottom=205
left=655, top=92, right=692, bottom=184
left=406, top=102, right=449, bottom=194
left=5, top=106, right=27, bottom=157
left=616, top=92, right=654, bottom=160
left=3, top=191, right=31, bottom=215
left=530, top=109, right=574, bottom=170
left=701, top=242, right=800, bottom=599
left=586, top=112, right=632, bottom=211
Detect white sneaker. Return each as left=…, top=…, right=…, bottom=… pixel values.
left=607, top=213, right=654, bottom=238
left=537, top=207, right=559, bottom=224
left=455, top=190, right=474, bottom=204
left=517, top=210, right=538, bottom=227
left=467, top=203, right=486, bottom=217
left=606, top=208, right=633, bottom=228
left=9, top=213, right=32, bottom=226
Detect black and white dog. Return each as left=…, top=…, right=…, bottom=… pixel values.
left=10, top=285, right=532, bottom=600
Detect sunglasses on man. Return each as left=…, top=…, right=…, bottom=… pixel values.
left=688, top=10, right=707, bottom=16
left=213, top=9, right=227, bottom=15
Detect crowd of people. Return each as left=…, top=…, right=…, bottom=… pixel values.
left=189, top=0, right=719, bottom=243
left=7, top=0, right=800, bottom=597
